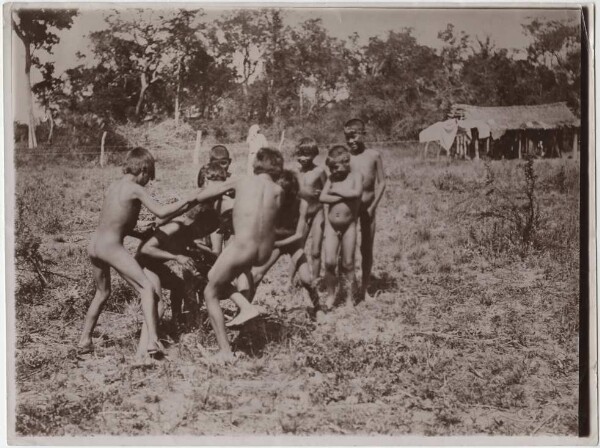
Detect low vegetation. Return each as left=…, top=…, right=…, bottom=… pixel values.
left=13, top=143, right=580, bottom=437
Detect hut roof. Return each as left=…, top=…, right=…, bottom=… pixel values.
left=450, top=102, right=580, bottom=134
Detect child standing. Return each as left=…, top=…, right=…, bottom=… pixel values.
left=78, top=147, right=199, bottom=357
left=343, top=118, right=386, bottom=301
left=319, top=146, right=363, bottom=310
left=204, top=147, right=284, bottom=362
left=294, top=138, right=326, bottom=281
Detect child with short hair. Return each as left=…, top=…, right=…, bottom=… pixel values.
left=202, top=150, right=235, bottom=256
left=344, top=118, right=386, bottom=301
left=294, top=138, right=326, bottom=281
left=319, top=145, right=363, bottom=310
left=78, top=147, right=200, bottom=357
left=204, top=147, right=284, bottom=362
left=208, top=145, right=232, bottom=178
left=250, top=170, right=321, bottom=318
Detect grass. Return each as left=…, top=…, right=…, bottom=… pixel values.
left=12, top=142, right=580, bottom=437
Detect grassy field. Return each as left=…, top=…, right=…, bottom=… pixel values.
left=12, top=141, right=580, bottom=437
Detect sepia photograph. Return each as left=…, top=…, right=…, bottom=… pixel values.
left=5, top=2, right=595, bottom=442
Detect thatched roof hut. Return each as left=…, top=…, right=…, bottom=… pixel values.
left=450, top=102, right=580, bottom=139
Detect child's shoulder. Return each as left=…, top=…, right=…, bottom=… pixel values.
left=365, top=147, right=381, bottom=157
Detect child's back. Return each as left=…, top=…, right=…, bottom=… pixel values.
left=233, top=174, right=282, bottom=265
left=94, top=177, right=143, bottom=243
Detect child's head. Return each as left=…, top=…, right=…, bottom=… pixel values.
left=209, top=145, right=232, bottom=173
left=326, top=145, right=351, bottom=181
left=277, top=169, right=300, bottom=207
left=253, top=147, right=284, bottom=181
left=123, top=147, right=155, bottom=185
left=197, top=161, right=228, bottom=188
left=343, top=118, right=366, bottom=155
left=294, top=137, right=319, bottom=169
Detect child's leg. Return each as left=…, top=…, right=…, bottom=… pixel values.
left=104, top=246, right=162, bottom=353
left=78, top=256, right=111, bottom=351
left=203, top=242, right=252, bottom=355
left=359, top=210, right=376, bottom=300
left=136, top=268, right=166, bottom=358
left=322, top=221, right=341, bottom=310
left=309, top=209, right=324, bottom=280
left=251, top=248, right=281, bottom=286
left=226, top=270, right=263, bottom=327
left=340, top=221, right=358, bottom=307
left=290, top=247, right=320, bottom=312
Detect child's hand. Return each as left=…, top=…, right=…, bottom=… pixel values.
left=175, top=255, right=196, bottom=272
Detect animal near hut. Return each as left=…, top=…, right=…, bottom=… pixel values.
left=419, top=102, right=580, bottom=160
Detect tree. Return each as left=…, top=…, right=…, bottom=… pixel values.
left=31, top=62, right=63, bottom=143
left=11, top=8, right=77, bottom=148
left=289, top=18, right=347, bottom=117
left=523, top=18, right=581, bottom=113
left=210, top=10, right=270, bottom=96
left=347, top=29, right=448, bottom=138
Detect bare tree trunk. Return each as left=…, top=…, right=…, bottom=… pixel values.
left=47, top=110, right=54, bottom=144
left=24, top=40, right=37, bottom=148
left=135, top=73, right=149, bottom=117
left=174, top=58, right=181, bottom=125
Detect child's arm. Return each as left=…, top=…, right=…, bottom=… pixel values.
left=196, top=178, right=238, bottom=203
left=274, top=200, right=309, bottom=248
left=368, top=152, right=387, bottom=216
left=138, top=224, right=196, bottom=271
left=132, top=185, right=198, bottom=220
left=319, top=178, right=342, bottom=204
left=329, top=173, right=363, bottom=199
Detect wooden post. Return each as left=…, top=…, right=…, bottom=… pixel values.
left=517, top=134, right=522, bottom=159
left=486, top=137, right=490, bottom=156
left=572, top=129, right=579, bottom=161
left=474, top=137, right=480, bottom=160
left=423, top=141, right=430, bottom=158
left=278, top=130, right=285, bottom=151
left=193, top=130, right=203, bottom=165
left=100, top=131, right=107, bottom=167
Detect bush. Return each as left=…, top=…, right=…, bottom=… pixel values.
left=468, top=157, right=542, bottom=258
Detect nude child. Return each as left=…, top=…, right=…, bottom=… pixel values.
left=78, top=147, right=199, bottom=357
left=294, top=137, right=327, bottom=281
left=319, top=145, right=363, bottom=310
left=344, top=118, right=386, bottom=301
left=203, top=147, right=284, bottom=362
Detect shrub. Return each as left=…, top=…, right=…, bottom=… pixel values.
left=468, top=157, right=542, bottom=258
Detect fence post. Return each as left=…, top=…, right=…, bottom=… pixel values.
left=278, top=130, right=285, bottom=151
left=100, top=131, right=107, bottom=167
left=193, top=130, right=203, bottom=165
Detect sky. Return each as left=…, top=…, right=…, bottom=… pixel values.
left=11, top=6, right=580, bottom=122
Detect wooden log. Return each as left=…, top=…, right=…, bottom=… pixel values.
left=193, top=130, right=203, bottom=165
left=100, top=131, right=107, bottom=167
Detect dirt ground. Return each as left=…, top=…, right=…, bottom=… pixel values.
left=12, top=142, right=581, bottom=437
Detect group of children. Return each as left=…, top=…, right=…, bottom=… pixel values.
left=77, top=118, right=386, bottom=363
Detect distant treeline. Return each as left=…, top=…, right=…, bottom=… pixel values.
left=16, top=9, right=581, bottom=145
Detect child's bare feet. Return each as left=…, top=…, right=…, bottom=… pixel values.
left=225, top=305, right=264, bottom=328
left=324, top=295, right=336, bottom=311
left=147, top=339, right=165, bottom=358
left=205, top=351, right=237, bottom=365
left=76, top=341, right=94, bottom=355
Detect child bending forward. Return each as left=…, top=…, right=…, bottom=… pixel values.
left=319, top=146, right=363, bottom=310
left=78, top=147, right=199, bottom=357
left=204, top=147, right=284, bottom=362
